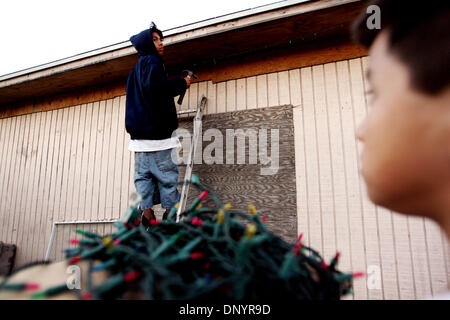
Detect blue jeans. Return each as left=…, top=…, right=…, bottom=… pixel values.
left=134, top=149, right=180, bottom=210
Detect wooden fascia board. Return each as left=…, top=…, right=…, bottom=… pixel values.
left=0, top=42, right=368, bottom=119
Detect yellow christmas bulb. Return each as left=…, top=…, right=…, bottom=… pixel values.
left=245, top=224, right=257, bottom=239
left=248, top=203, right=257, bottom=215
left=217, top=209, right=225, bottom=224
left=103, top=236, right=114, bottom=250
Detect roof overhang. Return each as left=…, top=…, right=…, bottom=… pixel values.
left=0, top=0, right=367, bottom=106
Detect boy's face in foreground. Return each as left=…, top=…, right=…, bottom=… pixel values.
left=356, top=31, right=450, bottom=220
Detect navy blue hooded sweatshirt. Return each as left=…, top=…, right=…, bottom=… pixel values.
left=125, top=29, right=187, bottom=140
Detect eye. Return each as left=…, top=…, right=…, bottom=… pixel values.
left=365, top=89, right=376, bottom=104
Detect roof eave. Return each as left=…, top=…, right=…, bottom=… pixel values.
left=0, top=0, right=365, bottom=106
left=0, top=0, right=362, bottom=86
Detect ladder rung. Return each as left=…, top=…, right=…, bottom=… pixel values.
left=177, top=109, right=197, bottom=115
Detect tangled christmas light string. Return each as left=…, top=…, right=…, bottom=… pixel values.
left=0, top=175, right=361, bottom=300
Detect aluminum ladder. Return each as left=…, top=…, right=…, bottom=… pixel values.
left=176, top=95, right=207, bottom=222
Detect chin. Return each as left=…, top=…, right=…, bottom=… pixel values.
left=364, top=174, right=398, bottom=210
left=367, top=184, right=426, bottom=218
left=367, top=187, right=387, bottom=207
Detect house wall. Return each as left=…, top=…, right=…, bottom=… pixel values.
left=0, top=56, right=449, bottom=300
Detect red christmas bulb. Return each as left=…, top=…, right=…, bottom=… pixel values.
left=191, top=218, right=204, bottom=227
left=293, top=233, right=304, bottom=255
left=124, top=271, right=141, bottom=282
left=81, top=292, right=92, bottom=300
left=69, top=239, right=80, bottom=245
left=199, top=190, right=209, bottom=200
left=123, top=222, right=133, bottom=229
left=68, top=256, right=82, bottom=265
left=190, top=252, right=205, bottom=259
left=25, top=283, right=40, bottom=291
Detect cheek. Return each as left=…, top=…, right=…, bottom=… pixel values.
left=360, top=100, right=437, bottom=207
left=360, top=104, right=412, bottom=201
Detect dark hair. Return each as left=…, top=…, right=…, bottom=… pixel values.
left=352, top=0, right=450, bottom=95
left=149, top=21, right=164, bottom=40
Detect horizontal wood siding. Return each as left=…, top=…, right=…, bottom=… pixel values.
left=0, top=57, right=448, bottom=300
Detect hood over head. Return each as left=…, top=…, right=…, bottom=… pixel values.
left=130, top=22, right=163, bottom=57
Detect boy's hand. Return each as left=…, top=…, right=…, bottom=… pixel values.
left=184, top=76, right=192, bottom=88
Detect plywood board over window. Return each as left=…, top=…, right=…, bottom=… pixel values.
left=177, top=105, right=297, bottom=243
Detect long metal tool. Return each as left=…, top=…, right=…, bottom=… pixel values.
left=177, top=70, right=198, bottom=105
left=176, top=95, right=207, bottom=222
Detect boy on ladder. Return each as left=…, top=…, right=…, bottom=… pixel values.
left=125, top=22, right=192, bottom=225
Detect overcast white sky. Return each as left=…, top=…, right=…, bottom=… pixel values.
left=0, top=0, right=280, bottom=76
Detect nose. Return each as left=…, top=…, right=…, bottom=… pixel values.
left=356, top=120, right=366, bottom=142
